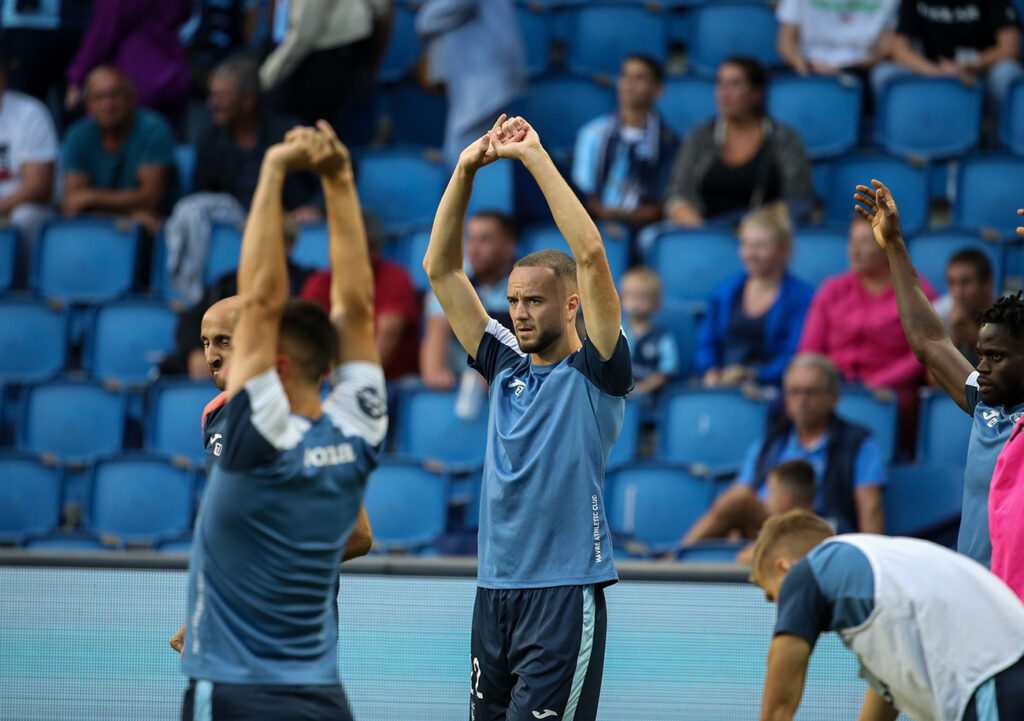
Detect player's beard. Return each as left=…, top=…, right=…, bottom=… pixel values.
left=516, top=322, right=562, bottom=355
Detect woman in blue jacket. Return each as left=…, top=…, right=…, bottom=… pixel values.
left=697, top=203, right=814, bottom=386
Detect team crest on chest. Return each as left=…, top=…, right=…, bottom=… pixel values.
left=508, top=378, right=527, bottom=396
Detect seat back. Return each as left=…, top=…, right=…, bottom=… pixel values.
left=0, top=297, right=67, bottom=383
left=83, top=300, right=178, bottom=385
left=88, top=454, right=193, bottom=545
left=767, top=76, right=861, bottom=159
left=396, top=388, right=490, bottom=466
left=659, top=388, right=769, bottom=471
left=146, top=379, right=220, bottom=463
left=20, top=380, right=126, bottom=461
left=363, top=461, right=449, bottom=550
left=31, top=219, right=139, bottom=303
left=0, top=453, right=62, bottom=541
left=875, top=78, right=981, bottom=160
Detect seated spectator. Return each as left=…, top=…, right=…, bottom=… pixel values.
left=572, top=55, right=680, bottom=230
left=777, top=0, right=898, bottom=75
left=735, top=459, right=816, bottom=563
left=663, top=57, right=813, bottom=228
left=799, top=215, right=935, bottom=448
left=65, top=0, right=193, bottom=130
left=301, top=213, right=420, bottom=381
left=621, top=267, right=679, bottom=403
left=420, top=210, right=517, bottom=389
left=678, top=354, right=886, bottom=549
left=933, top=248, right=995, bottom=367
left=871, top=0, right=1023, bottom=117
left=697, top=204, right=814, bottom=388
left=0, top=55, right=58, bottom=277
left=61, top=67, right=179, bottom=232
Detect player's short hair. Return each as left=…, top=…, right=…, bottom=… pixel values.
left=749, top=510, right=834, bottom=586
left=785, top=354, right=841, bottom=394
left=740, top=202, right=793, bottom=253
left=947, top=248, right=993, bottom=284
left=514, top=249, right=578, bottom=295
left=278, top=299, right=339, bottom=385
left=623, top=53, right=665, bottom=84
left=211, top=55, right=261, bottom=97
left=622, top=266, right=662, bottom=295
left=769, top=460, right=816, bottom=509
left=470, top=210, right=519, bottom=242
left=978, top=291, right=1024, bottom=339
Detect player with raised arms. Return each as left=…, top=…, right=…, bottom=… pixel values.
left=424, top=114, right=633, bottom=721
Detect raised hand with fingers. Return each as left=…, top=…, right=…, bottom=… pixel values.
left=312, top=120, right=352, bottom=179
left=488, top=115, right=543, bottom=162
left=456, top=114, right=504, bottom=173
left=266, top=126, right=326, bottom=173
left=854, top=179, right=902, bottom=250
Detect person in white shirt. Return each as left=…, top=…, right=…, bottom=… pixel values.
left=777, top=0, right=899, bottom=75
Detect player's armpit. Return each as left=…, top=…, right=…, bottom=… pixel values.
left=759, top=634, right=811, bottom=721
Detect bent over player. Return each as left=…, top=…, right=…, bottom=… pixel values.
left=180, top=121, right=386, bottom=720
left=424, top=114, right=633, bottom=721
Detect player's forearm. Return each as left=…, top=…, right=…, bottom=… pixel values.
left=237, top=159, right=289, bottom=306
left=322, top=171, right=374, bottom=322
left=759, top=636, right=810, bottom=721
left=884, top=239, right=949, bottom=363
left=424, top=166, right=474, bottom=280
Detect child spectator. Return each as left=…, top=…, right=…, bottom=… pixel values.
left=736, top=459, right=817, bottom=563
left=621, top=266, right=680, bottom=404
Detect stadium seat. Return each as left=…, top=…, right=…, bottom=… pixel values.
left=146, top=379, right=220, bottom=464
left=676, top=540, right=747, bottom=562
left=767, top=75, right=861, bottom=160
left=0, top=225, right=16, bottom=293
left=516, top=75, right=616, bottom=153
left=291, top=223, right=328, bottom=270
left=658, top=76, right=716, bottom=139
left=396, top=387, right=490, bottom=467
left=175, top=145, right=196, bottom=196
left=605, top=462, right=712, bottom=554
left=356, top=150, right=445, bottom=231
left=653, top=302, right=700, bottom=381
left=0, top=297, right=67, bottom=383
left=157, top=536, right=193, bottom=553
left=917, top=390, right=972, bottom=468
left=403, top=230, right=432, bottom=292
left=31, top=219, right=139, bottom=303
left=205, top=222, right=243, bottom=285
left=875, top=78, right=981, bottom=160
left=566, top=5, right=668, bottom=78
left=363, top=460, right=449, bottom=551
left=884, top=464, right=964, bottom=538
left=383, top=82, right=447, bottom=147
left=907, top=231, right=1003, bottom=295
left=659, top=388, right=769, bottom=472
left=646, top=229, right=740, bottom=304
left=517, top=5, right=551, bottom=77
left=836, top=387, right=898, bottom=465
left=22, top=532, right=111, bottom=551
left=687, top=3, right=782, bottom=77
left=20, top=380, right=126, bottom=462
left=790, top=228, right=848, bottom=287
left=0, top=453, right=62, bottom=544
left=1001, top=77, right=1024, bottom=155
left=87, top=454, right=193, bottom=546
left=376, top=2, right=421, bottom=82
left=518, top=223, right=629, bottom=280
left=608, top=400, right=641, bottom=466
left=465, top=160, right=515, bottom=216
left=954, top=156, right=1024, bottom=231
left=83, top=299, right=178, bottom=385
left=826, top=154, right=929, bottom=234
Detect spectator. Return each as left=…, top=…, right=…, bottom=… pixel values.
left=420, top=210, right=517, bottom=389
left=0, top=55, right=58, bottom=277
left=620, top=267, right=679, bottom=403
left=697, top=203, right=814, bottom=388
left=872, top=0, right=1023, bottom=117
left=678, top=354, right=886, bottom=549
left=416, top=0, right=527, bottom=170
left=61, top=67, right=179, bottom=232
left=663, top=57, right=813, bottom=228
left=735, top=459, right=816, bottom=563
left=777, top=0, right=899, bottom=76
left=301, top=213, right=420, bottom=381
left=572, top=55, right=680, bottom=229
left=65, top=0, right=193, bottom=130
left=933, top=248, right=995, bottom=367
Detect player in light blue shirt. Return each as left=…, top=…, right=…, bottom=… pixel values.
left=856, top=180, right=1024, bottom=567
left=424, top=114, right=632, bottom=721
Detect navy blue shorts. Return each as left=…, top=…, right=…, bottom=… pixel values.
left=470, top=584, right=607, bottom=721
left=181, top=679, right=353, bottom=721
left=963, top=654, right=1024, bottom=721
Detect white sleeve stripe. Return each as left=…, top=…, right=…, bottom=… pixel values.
left=323, top=362, right=388, bottom=447
left=245, top=369, right=302, bottom=450
left=967, top=371, right=980, bottom=388
left=486, top=318, right=526, bottom=357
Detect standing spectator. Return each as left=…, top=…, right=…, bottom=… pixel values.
left=61, top=67, right=179, bottom=231
left=416, top=0, right=527, bottom=170
left=777, top=0, right=898, bottom=75
left=663, top=57, right=813, bottom=228
left=933, top=248, right=995, bottom=366
left=0, top=56, right=58, bottom=278
left=65, top=0, right=193, bottom=130
left=620, top=266, right=680, bottom=403
left=698, top=204, right=814, bottom=388
left=572, top=55, right=680, bottom=229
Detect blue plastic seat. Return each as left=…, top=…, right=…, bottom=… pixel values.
left=291, top=223, right=329, bottom=270
left=836, top=387, right=898, bottom=465
left=205, top=222, right=243, bottom=285
left=175, top=145, right=196, bottom=196
left=403, top=230, right=432, bottom=292
left=466, top=160, right=515, bottom=216
left=518, top=223, right=629, bottom=280
left=146, top=379, right=220, bottom=464
left=646, top=229, right=741, bottom=304
left=516, top=75, right=616, bottom=153
left=767, top=76, right=861, bottom=160
left=0, top=452, right=63, bottom=544
left=954, top=157, right=1024, bottom=231
left=688, top=3, right=782, bottom=77
left=1000, top=77, right=1024, bottom=155
left=659, top=388, right=769, bottom=472
left=0, top=225, right=16, bottom=293
left=676, top=540, right=747, bottom=562
left=826, top=155, right=929, bottom=234
left=396, top=388, right=490, bottom=467
left=23, top=532, right=111, bottom=551
left=356, top=150, right=445, bottom=231
left=790, top=228, right=848, bottom=287
left=875, top=78, right=981, bottom=160
left=917, top=390, right=972, bottom=468
left=605, top=462, right=712, bottom=554
left=566, top=5, right=668, bottom=78
left=608, top=400, right=641, bottom=466
left=363, top=460, right=449, bottom=551
left=83, top=299, right=178, bottom=385
left=87, top=454, right=193, bottom=546
left=517, top=5, right=551, bottom=77
left=653, top=302, right=700, bottom=381
left=658, top=76, right=716, bottom=139
left=884, top=464, right=964, bottom=537
left=376, top=2, right=421, bottom=82
left=31, top=219, right=139, bottom=303
left=20, top=380, right=126, bottom=462
left=0, top=297, right=67, bottom=383
left=907, top=231, right=1003, bottom=295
